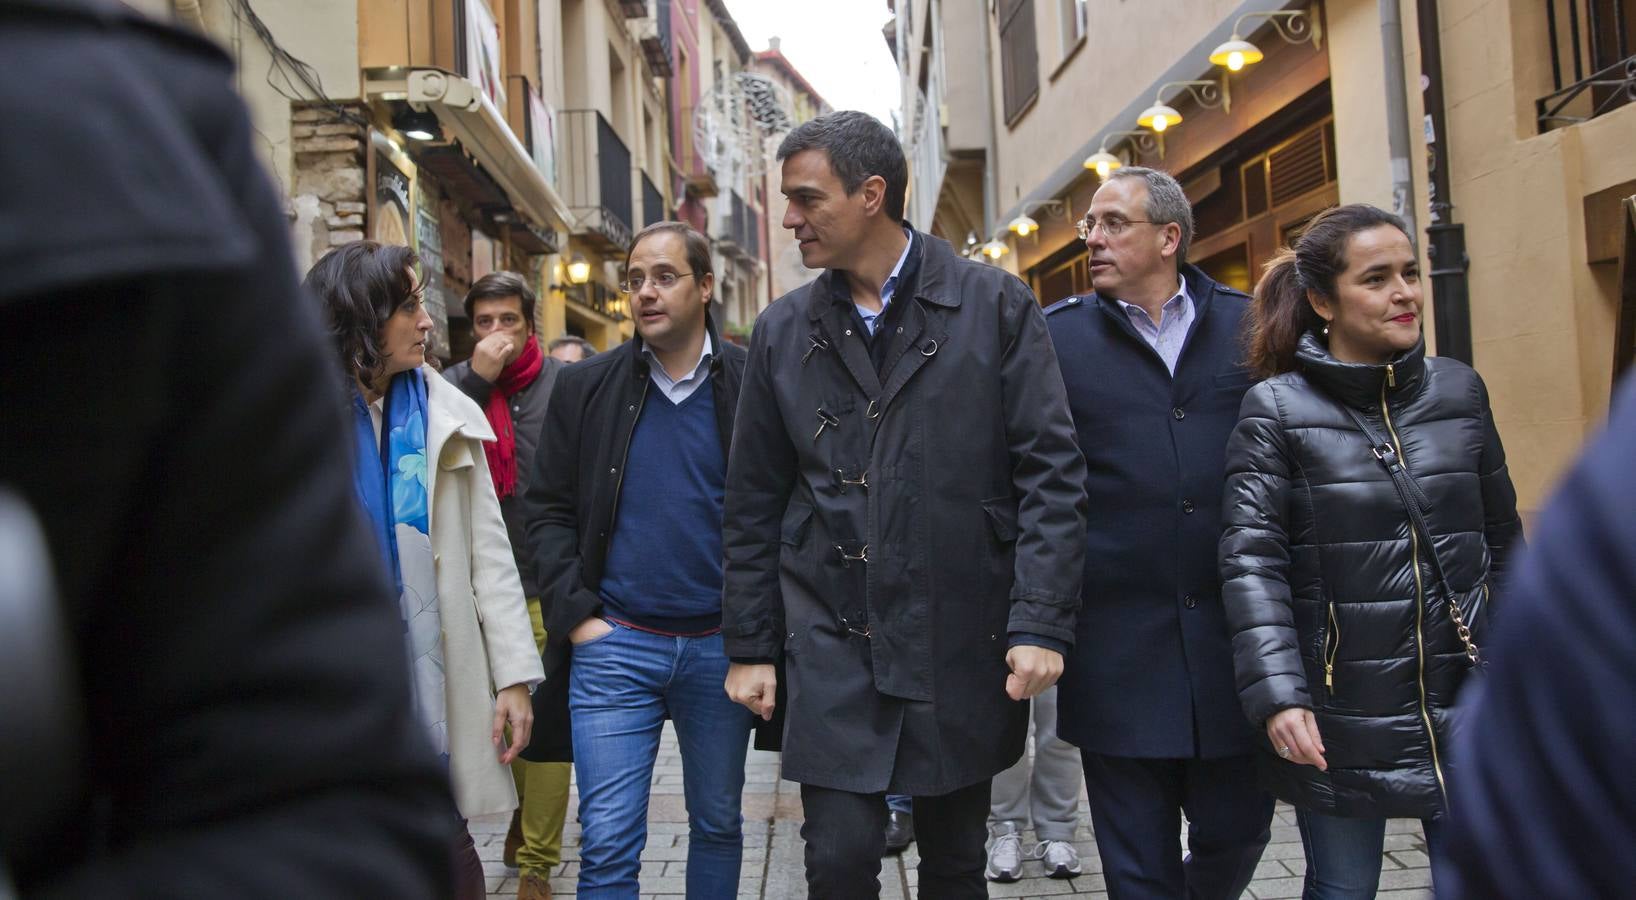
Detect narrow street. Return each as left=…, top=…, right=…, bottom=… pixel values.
left=474, top=724, right=1435, bottom=899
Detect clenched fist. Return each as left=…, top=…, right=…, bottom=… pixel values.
left=1004, top=644, right=1063, bottom=701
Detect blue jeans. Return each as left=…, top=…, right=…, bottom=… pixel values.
left=568, top=623, right=753, bottom=899
left=1296, top=809, right=1443, bottom=900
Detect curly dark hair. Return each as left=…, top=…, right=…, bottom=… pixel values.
left=303, top=240, right=422, bottom=387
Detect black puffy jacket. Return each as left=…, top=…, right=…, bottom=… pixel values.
left=1220, top=333, right=1522, bottom=819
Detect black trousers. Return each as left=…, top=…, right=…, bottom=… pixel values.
left=1082, top=752, right=1275, bottom=900
left=800, top=779, right=991, bottom=899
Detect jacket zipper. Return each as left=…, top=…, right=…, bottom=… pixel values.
left=609, top=381, right=649, bottom=536
left=1324, top=601, right=1340, bottom=692
left=1380, top=363, right=1450, bottom=809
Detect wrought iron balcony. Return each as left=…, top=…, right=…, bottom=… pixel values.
left=559, top=109, right=634, bottom=251
left=716, top=190, right=760, bottom=260
left=1537, top=0, right=1635, bottom=131
left=639, top=0, right=674, bottom=78
left=643, top=174, right=666, bottom=227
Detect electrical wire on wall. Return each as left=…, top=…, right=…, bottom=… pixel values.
left=226, top=0, right=369, bottom=129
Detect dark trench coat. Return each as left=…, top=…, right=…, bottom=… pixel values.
left=721, top=230, right=1089, bottom=795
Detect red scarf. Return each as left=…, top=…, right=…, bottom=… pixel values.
left=483, top=337, right=543, bottom=499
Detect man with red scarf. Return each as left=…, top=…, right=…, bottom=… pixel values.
left=444, top=271, right=569, bottom=900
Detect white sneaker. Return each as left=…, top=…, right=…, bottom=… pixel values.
left=1038, top=840, right=1083, bottom=879
left=985, top=830, right=1025, bottom=882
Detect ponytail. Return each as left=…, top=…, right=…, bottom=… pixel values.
left=1246, top=249, right=1323, bottom=378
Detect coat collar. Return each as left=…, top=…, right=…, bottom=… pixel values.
left=1295, top=331, right=1428, bottom=409
left=426, top=366, right=497, bottom=452
left=1091, top=263, right=1219, bottom=322
left=619, top=311, right=728, bottom=378
left=805, top=224, right=961, bottom=321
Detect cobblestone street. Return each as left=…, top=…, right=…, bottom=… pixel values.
left=473, top=724, right=1435, bottom=899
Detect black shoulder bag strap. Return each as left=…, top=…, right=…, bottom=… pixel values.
left=1339, top=403, right=1484, bottom=669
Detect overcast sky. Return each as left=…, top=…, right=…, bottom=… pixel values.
left=723, top=0, right=900, bottom=126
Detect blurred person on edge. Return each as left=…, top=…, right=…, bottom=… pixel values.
left=1435, top=374, right=1636, bottom=898
left=305, top=241, right=545, bottom=900
left=0, top=0, right=450, bottom=894
left=1220, top=204, right=1522, bottom=899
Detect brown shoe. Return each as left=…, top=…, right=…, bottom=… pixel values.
left=516, top=871, right=553, bottom=900
left=502, top=809, right=523, bottom=868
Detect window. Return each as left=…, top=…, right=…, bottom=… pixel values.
left=1058, top=0, right=1086, bottom=58
left=998, top=0, right=1039, bottom=124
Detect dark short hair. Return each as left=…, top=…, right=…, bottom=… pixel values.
left=1104, top=167, right=1195, bottom=262
left=464, top=271, right=536, bottom=332
left=547, top=335, right=597, bottom=359
left=625, top=221, right=713, bottom=280
left=776, top=110, right=907, bottom=222
left=303, top=240, right=421, bottom=384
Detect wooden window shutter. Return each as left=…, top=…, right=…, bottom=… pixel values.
left=998, top=0, right=1038, bottom=123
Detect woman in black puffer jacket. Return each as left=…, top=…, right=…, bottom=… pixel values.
left=1219, top=204, right=1523, bottom=899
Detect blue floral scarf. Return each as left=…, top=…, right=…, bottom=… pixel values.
left=352, top=369, right=447, bottom=756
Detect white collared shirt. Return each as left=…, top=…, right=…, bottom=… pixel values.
left=856, top=227, right=915, bottom=335
left=641, top=331, right=715, bottom=404
left=1115, top=277, right=1195, bottom=374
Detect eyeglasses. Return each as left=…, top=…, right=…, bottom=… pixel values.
left=618, top=271, right=696, bottom=294
left=1075, top=215, right=1157, bottom=240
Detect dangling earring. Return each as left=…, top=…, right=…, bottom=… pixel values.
left=1322, top=323, right=1330, bottom=337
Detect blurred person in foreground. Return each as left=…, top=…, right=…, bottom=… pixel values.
left=443, top=273, right=573, bottom=897
left=1220, top=204, right=1522, bottom=899
left=1433, top=375, right=1636, bottom=898
left=0, top=0, right=451, bottom=895
left=305, top=241, right=546, bottom=899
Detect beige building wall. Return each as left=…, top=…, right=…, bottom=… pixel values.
left=190, top=0, right=361, bottom=200
left=1420, top=0, right=1636, bottom=517
left=988, top=0, right=1246, bottom=225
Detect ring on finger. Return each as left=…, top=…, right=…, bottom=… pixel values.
left=1278, top=745, right=1293, bottom=758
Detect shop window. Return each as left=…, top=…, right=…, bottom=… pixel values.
left=1196, top=243, right=1252, bottom=294
left=1242, top=159, right=1270, bottom=220
left=1029, top=240, right=1090, bottom=306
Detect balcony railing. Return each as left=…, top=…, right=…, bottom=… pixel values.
left=640, top=0, right=674, bottom=77
left=716, top=191, right=760, bottom=259
left=1537, top=0, right=1635, bottom=131
left=559, top=109, right=634, bottom=250
left=643, top=174, right=665, bottom=227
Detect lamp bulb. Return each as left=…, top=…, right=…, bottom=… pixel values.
left=1227, top=51, right=1245, bottom=71
left=1095, top=160, right=1111, bottom=178
left=1151, top=115, right=1169, bottom=133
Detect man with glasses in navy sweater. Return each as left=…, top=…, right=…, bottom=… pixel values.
left=522, top=222, right=755, bottom=899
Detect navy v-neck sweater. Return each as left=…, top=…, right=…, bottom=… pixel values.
left=598, top=377, right=727, bottom=634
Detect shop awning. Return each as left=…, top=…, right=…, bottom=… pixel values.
left=365, top=67, right=573, bottom=236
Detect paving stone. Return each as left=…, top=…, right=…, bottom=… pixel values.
left=1378, top=866, right=1434, bottom=889
left=1248, top=875, right=1306, bottom=898
left=480, top=726, right=1419, bottom=898
left=1389, top=848, right=1431, bottom=868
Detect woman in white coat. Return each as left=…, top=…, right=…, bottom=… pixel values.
left=305, top=241, right=545, bottom=898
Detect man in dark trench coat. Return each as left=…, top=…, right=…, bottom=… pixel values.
left=721, top=110, right=1090, bottom=899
